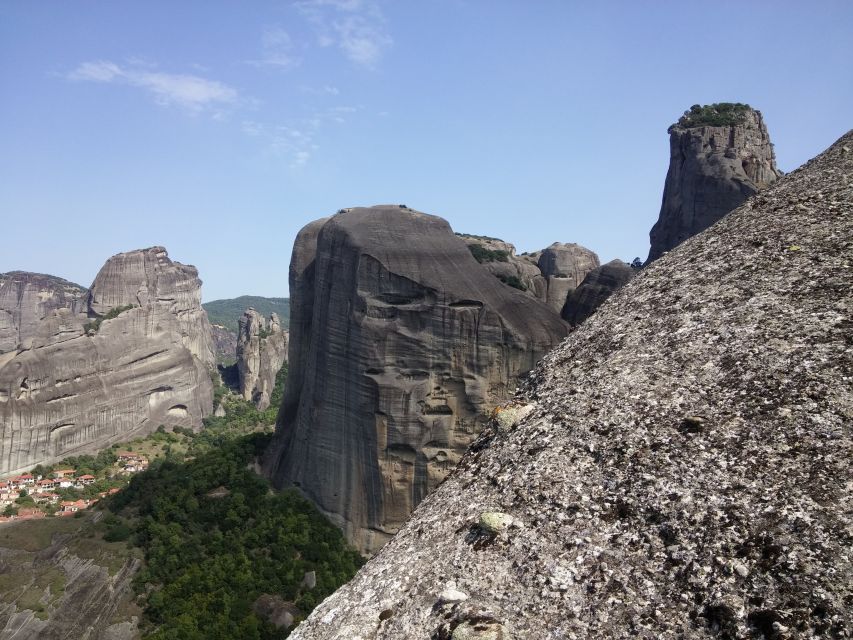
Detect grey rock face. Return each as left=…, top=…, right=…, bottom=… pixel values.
left=457, top=235, right=546, bottom=298
left=561, top=259, right=637, bottom=325
left=0, top=272, right=86, bottom=354
left=289, top=134, right=853, bottom=639
left=210, top=324, right=238, bottom=364
left=0, top=247, right=214, bottom=475
left=236, top=308, right=288, bottom=410
left=263, top=206, right=568, bottom=554
left=648, top=105, right=782, bottom=262
left=536, top=242, right=600, bottom=313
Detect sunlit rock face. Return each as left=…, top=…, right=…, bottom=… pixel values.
left=0, top=272, right=87, bottom=354
left=0, top=247, right=214, bottom=475
left=648, top=105, right=782, bottom=262
left=263, top=206, right=568, bottom=554
left=237, top=308, right=288, bottom=410
left=536, top=242, right=600, bottom=313
left=290, top=133, right=853, bottom=640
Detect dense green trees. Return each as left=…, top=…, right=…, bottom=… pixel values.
left=105, top=363, right=361, bottom=639
left=675, top=103, right=751, bottom=128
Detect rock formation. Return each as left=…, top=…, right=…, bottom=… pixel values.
left=0, top=247, right=214, bottom=475
left=0, top=272, right=86, bottom=354
left=236, top=308, right=288, bottom=410
left=263, top=205, right=568, bottom=554
left=456, top=235, right=546, bottom=298
left=536, top=242, right=600, bottom=313
left=562, top=259, right=637, bottom=325
left=0, top=516, right=141, bottom=640
left=648, top=103, right=782, bottom=262
left=289, top=134, right=853, bottom=639
left=457, top=236, right=601, bottom=314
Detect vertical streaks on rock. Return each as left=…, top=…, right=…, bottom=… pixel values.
left=264, top=206, right=567, bottom=554
left=0, top=247, right=214, bottom=475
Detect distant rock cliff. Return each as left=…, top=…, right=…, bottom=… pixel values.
left=648, top=104, right=782, bottom=262
left=264, top=206, right=568, bottom=554
left=536, top=242, right=601, bottom=313
left=236, top=308, right=288, bottom=410
left=0, top=247, right=214, bottom=475
left=457, top=236, right=601, bottom=314
left=289, top=134, right=852, bottom=639
left=0, top=272, right=86, bottom=354
left=562, top=259, right=637, bottom=325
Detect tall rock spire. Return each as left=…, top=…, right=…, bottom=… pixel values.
left=647, top=103, right=781, bottom=262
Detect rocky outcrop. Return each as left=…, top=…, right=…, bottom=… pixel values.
left=0, top=247, right=214, bottom=475
left=536, top=242, right=600, bottom=313
left=456, top=235, right=545, bottom=298
left=0, top=514, right=141, bottom=640
left=0, top=273, right=86, bottom=354
left=457, top=236, right=601, bottom=314
left=236, top=308, right=288, bottom=410
left=264, top=206, right=568, bottom=554
left=562, top=259, right=637, bottom=325
left=289, top=134, right=853, bottom=639
left=648, top=104, right=782, bottom=262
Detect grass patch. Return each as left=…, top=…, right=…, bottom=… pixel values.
left=0, top=517, right=85, bottom=552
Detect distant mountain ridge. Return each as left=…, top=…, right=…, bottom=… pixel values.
left=203, top=296, right=290, bottom=332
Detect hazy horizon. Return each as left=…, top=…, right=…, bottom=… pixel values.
left=2, top=1, right=851, bottom=301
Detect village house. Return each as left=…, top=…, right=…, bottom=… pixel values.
left=33, top=492, right=59, bottom=505
left=116, top=452, right=139, bottom=462
left=37, top=478, right=57, bottom=491
left=52, top=468, right=76, bottom=479
left=59, top=499, right=90, bottom=514
left=57, top=478, right=75, bottom=489
left=12, top=474, right=35, bottom=487
left=76, top=474, right=96, bottom=486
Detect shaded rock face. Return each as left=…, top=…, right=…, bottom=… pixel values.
left=648, top=106, right=782, bottom=262
left=289, top=134, right=852, bottom=639
left=562, top=259, right=637, bottom=325
left=210, top=324, right=238, bottom=364
left=264, top=206, right=568, bottom=554
left=536, top=242, right=600, bottom=313
left=236, top=308, right=288, bottom=410
left=0, top=272, right=86, bottom=354
left=0, top=247, right=214, bottom=475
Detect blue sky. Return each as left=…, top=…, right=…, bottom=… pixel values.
left=1, top=1, right=851, bottom=301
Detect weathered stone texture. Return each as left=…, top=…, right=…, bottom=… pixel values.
left=236, top=308, right=288, bottom=410
left=561, top=259, right=637, bottom=325
left=264, top=206, right=568, bottom=554
left=0, top=247, right=214, bottom=475
left=289, top=134, right=852, bottom=639
left=0, top=272, right=86, bottom=354
left=648, top=106, right=782, bottom=262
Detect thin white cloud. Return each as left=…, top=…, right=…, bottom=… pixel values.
left=295, top=0, right=392, bottom=67
left=242, top=105, right=357, bottom=167
left=246, top=26, right=300, bottom=69
left=68, top=60, right=238, bottom=113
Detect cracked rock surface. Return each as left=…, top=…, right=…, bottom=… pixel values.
left=290, top=132, right=852, bottom=639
